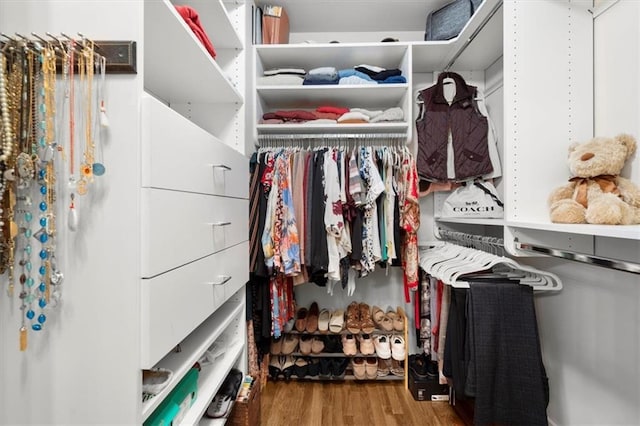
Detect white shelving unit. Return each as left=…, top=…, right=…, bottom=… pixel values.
left=141, top=1, right=250, bottom=425
left=254, top=41, right=412, bottom=137
left=142, top=300, right=244, bottom=421
left=144, top=0, right=243, bottom=105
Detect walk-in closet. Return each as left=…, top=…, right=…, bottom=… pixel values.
left=0, top=0, right=639, bottom=425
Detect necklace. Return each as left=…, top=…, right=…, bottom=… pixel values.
left=67, top=40, right=78, bottom=231
left=0, top=47, right=16, bottom=289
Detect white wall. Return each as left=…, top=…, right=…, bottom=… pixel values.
left=535, top=1, right=640, bottom=424
left=0, top=1, right=143, bottom=424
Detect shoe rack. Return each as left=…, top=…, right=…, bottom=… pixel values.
left=268, top=302, right=409, bottom=382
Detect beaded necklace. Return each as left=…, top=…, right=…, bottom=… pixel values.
left=0, top=47, right=16, bottom=292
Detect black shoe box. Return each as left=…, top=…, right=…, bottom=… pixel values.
left=408, top=369, right=449, bottom=402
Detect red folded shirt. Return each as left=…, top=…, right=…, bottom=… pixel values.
left=175, top=5, right=216, bottom=59
left=316, top=106, right=350, bottom=115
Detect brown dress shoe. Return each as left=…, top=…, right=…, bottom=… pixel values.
left=359, top=303, right=375, bottom=334
left=295, top=307, right=308, bottom=332
left=306, top=302, right=319, bottom=333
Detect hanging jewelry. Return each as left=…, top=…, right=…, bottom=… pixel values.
left=92, top=55, right=106, bottom=177
left=42, top=42, right=60, bottom=306
left=66, top=40, right=79, bottom=231
left=0, top=44, right=17, bottom=292
left=98, top=53, right=109, bottom=128
left=77, top=40, right=94, bottom=196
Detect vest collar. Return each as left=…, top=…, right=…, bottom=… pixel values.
left=432, top=71, right=474, bottom=105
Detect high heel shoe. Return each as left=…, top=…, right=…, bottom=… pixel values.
left=282, top=355, right=296, bottom=380
left=268, top=355, right=282, bottom=380
left=294, top=357, right=310, bottom=378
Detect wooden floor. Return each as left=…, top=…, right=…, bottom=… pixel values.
left=260, top=380, right=463, bottom=426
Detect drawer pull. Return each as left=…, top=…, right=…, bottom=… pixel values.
left=211, top=164, right=232, bottom=171
left=209, top=221, right=232, bottom=227
left=208, top=275, right=232, bottom=286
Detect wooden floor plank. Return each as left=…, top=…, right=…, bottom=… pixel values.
left=261, top=380, right=462, bottom=425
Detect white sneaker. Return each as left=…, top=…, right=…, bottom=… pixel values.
left=391, top=335, right=405, bottom=361
left=373, top=334, right=391, bottom=359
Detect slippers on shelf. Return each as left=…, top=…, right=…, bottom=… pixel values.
left=318, top=309, right=331, bottom=333
left=372, top=305, right=393, bottom=332
left=329, top=309, right=344, bottom=333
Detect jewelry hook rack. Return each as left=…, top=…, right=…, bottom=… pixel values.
left=0, top=32, right=136, bottom=74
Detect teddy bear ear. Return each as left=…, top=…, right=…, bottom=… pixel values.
left=568, top=142, right=580, bottom=154
left=615, top=133, right=637, bottom=159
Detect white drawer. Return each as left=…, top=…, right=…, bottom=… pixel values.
left=212, top=241, right=249, bottom=309
left=141, top=256, right=216, bottom=369
left=141, top=189, right=248, bottom=278
left=141, top=94, right=248, bottom=199
left=140, top=241, right=249, bottom=369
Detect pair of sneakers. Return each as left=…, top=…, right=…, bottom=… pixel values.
left=205, top=368, right=244, bottom=419
left=373, top=334, right=405, bottom=361
left=341, top=334, right=374, bottom=356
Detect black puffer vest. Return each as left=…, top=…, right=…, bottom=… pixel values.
left=415, top=72, right=492, bottom=182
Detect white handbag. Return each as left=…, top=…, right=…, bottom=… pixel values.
left=440, top=180, right=504, bottom=218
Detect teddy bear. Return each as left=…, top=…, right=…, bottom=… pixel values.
left=548, top=133, right=640, bottom=225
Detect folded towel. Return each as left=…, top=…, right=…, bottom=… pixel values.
left=313, top=111, right=341, bottom=120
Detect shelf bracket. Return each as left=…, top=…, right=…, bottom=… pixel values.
left=514, top=240, right=640, bottom=274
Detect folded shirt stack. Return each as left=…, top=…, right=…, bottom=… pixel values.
left=303, top=66, right=340, bottom=85
left=258, top=67, right=306, bottom=86
left=258, top=106, right=404, bottom=124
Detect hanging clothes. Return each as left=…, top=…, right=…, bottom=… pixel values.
left=415, top=71, right=496, bottom=183
left=248, top=142, right=419, bottom=309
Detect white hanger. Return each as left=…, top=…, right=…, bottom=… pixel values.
left=419, top=243, right=563, bottom=291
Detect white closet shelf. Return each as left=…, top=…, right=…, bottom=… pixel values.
left=255, top=0, right=429, bottom=33
left=257, top=84, right=408, bottom=108
left=256, top=43, right=409, bottom=71
left=177, top=0, right=243, bottom=49
left=180, top=341, right=244, bottom=426
left=145, top=0, right=243, bottom=105
left=505, top=221, right=640, bottom=240
left=412, top=0, right=503, bottom=72
left=257, top=122, right=409, bottom=134
left=142, top=300, right=244, bottom=421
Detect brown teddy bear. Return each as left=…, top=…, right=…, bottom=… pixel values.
left=548, top=134, right=640, bottom=225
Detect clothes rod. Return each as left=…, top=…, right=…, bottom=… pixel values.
left=514, top=240, right=640, bottom=275
left=257, top=133, right=408, bottom=147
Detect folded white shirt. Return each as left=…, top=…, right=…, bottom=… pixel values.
left=337, top=111, right=370, bottom=122
left=257, top=75, right=304, bottom=86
